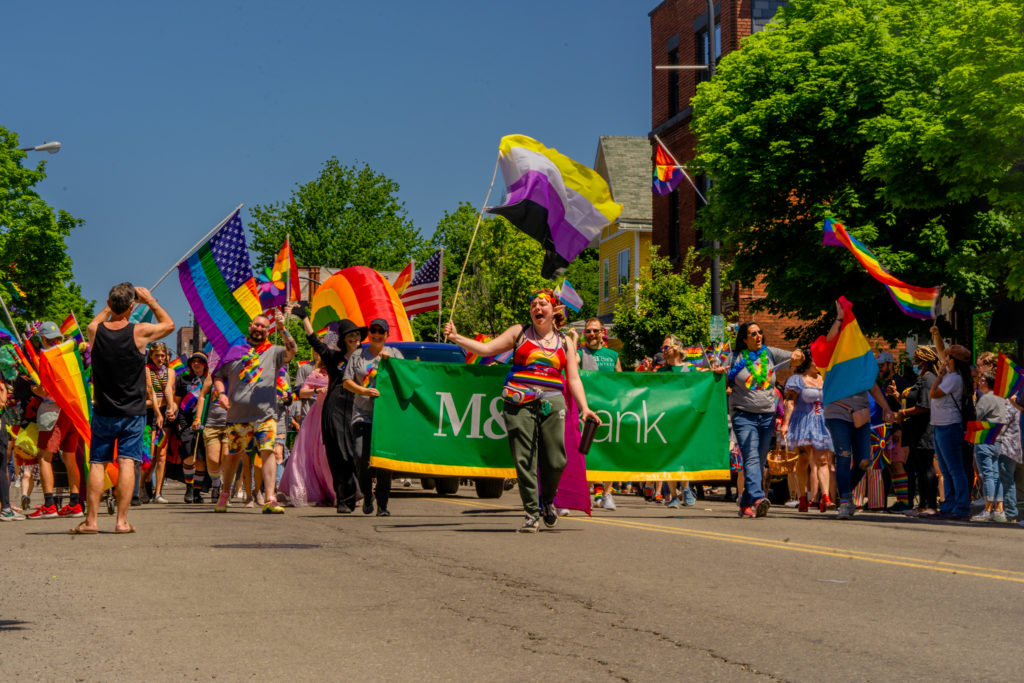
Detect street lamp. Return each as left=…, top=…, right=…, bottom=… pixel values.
left=19, top=141, right=61, bottom=154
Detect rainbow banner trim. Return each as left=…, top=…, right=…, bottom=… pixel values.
left=823, top=218, right=939, bottom=320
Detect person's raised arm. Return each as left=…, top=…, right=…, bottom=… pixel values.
left=443, top=320, right=519, bottom=357
left=564, top=335, right=600, bottom=425
left=276, top=305, right=297, bottom=363
left=132, top=287, right=175, bottom=349
left=930, top=325, right=947, bottom=366
left=86, top=303, right=112, bottom=344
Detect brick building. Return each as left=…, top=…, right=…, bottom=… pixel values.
left=649, top=0, right=800, bottom=347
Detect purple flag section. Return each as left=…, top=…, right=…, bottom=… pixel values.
left=552, top=389, right=592, bottom=516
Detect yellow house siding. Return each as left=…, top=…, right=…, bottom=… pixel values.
left=598, top=228, right=651, bottom=317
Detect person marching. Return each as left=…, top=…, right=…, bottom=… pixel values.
left=444, top=288, right=601, bottom=532
left=212, top=306, right=296, bottom=514
left=144, top=342, right=175, bottom=504
left=578, top=317, right=621, bottom=510
left=173, top=352, right=209, bottom=503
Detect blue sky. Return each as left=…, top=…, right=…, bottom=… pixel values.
left=3, top=1, right=651, bottom=347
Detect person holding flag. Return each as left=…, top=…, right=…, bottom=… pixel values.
left=971, top=371, right=1007, bottom=522
left=927, top=324, right=975, bottom=520
left=173, top=352, right=210, bottom=503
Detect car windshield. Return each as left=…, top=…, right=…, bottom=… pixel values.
left=398, top=346, right=466, bottom=363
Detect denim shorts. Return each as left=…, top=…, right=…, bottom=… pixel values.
left=90, top=414, right=146, bottom=464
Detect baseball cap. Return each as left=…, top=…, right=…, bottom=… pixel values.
left=875, top=351, right=895, bottom=364
left=369, top=318, right=390, bottom=333
left=39, top=321, right=62, bottom=340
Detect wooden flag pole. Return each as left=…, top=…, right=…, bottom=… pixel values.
left=150, top=204, right=245, bottom=291
left=653, top=134, right=708, bottom=206
left=447, top=152, right=500, bottom=335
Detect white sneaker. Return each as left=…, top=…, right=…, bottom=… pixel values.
left=601, top=492, right=616, bottom=511
left=785, top=499, right=800, bottom=508
left=971, top=510, right=993, bottom=522
left=153, top=495, right=168, bottom=504
left=992, top=511, right=1008, bottom=523
left=557, top=508, right=571, bottom=517
left=837, top=502, right=856, bottom=519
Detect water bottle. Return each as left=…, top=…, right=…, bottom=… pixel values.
left=578, top=417, right=599, bottom=455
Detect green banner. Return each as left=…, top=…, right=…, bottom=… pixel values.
left=371, top=359, right=730, bottom=481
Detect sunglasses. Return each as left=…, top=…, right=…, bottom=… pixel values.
left=660, top=345, right=676, bottom=351
left=747, top=330, right=763, bottom=337
left=369, top=326, right=387, bottom=334
left=584, top=329, right=602, bottom=334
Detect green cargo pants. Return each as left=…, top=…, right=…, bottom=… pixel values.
left=502, top=392, right=567, bottom=517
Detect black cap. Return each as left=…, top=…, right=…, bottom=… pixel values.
left=369, top=318, right=390, bottom=333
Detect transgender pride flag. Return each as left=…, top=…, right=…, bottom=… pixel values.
left=488, top=135, right=622, bottom=278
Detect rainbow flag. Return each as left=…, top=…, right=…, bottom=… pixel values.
left=823, top=218, right=939, bottom=320
left=257, top=236, right=301, bottom=310
left=178, top=209, right=263, bottom=365
left=870, top=423, right=891, bottom=469
left=706, top=342, right=730, bottom=367
left=487, top=135, right=623, bottom=279
left=37, top=339, right=91, bottom=449
left=392, top=262, right=413, bottom=295
left=12, top=342, right=40, bottom=385
left=965, top=421, right=1003, bottom=445
left=652, top=141, right=684, bottom=196
left=167, top=354, right=186, bottom=374
left=994, top=353, right=1024, bottom=399
left=810, top=296, right=879, bottom=405
left=465, top=334, right=513, bottom=366
left=276, top=367, right=292, bottom=401
left=59, top=313, right=84, bottom=345
left=681, top=345, right=708, bottom=369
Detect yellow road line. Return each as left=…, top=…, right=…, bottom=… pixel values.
left=430, top=498, right=1024, bottom=584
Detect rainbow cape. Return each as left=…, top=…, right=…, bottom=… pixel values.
left=652, top=141, right=684, bottom=196
left=822, top=218, right=939, bottom=320
left=965, top=421, right=1003, bottom=445
left=37, top=339, right=92, bottom=452
left=810, top=296, right=879, bottom=405
left=994, top=353, right=1024, bottom=399
left=487, top=134, right=622, bottom=278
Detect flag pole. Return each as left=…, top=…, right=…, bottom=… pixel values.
left=150, top=204, right=245, bottom=291
left=435, top=248, right=444, bottom=342
left=0, top=293, right=23, bottom=345
left=447, top=152, right=500, bottom=335
left=653, top=134, right=708, bottom=206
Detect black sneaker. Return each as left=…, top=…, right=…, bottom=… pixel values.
left=184, top=485, right=194, bottom=504
left=376, top=508, right=391, bottom=517
left=193, top=491, right=204, bottom=504
left=131, top=496, right=141, bottom=507
left=337, top=503, right=353, bottom=514
left=362, top=500, right=374, bottom=515
left=541, top=502, right=558, bottom=528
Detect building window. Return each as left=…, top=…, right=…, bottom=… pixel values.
left=617, top=249, right=631, bottom=293
left=602, top=259, right=610, bottom=300
left=668, top=192, right=680, bottom=261
left=695, top=23, right=721, bottom=84
left=667, top=48, right=679, bottom=117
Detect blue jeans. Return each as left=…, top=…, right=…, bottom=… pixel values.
left=825, top=418, right=871, bottom=501
left=90, top=414, right=146, bottom=464
left=933, top=423, right=969, bottom=516
left=975, top=444, right=1002, bottom=503
left=732, top=410, right=775, bottom=508
left=1000, top=455, right=1018, bottom=519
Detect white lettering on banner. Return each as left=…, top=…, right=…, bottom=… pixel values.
left=589, top=401, right=666, bottom=444
left=434, top=392, right=485, bottom=439
left=643, top=400, right=667, bottom=444
left=617, top=410, right=641, bottom=443
left=483, top=397, right=507, bottom=439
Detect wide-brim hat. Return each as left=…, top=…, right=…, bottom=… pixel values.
left=336, top=318, right=368, bottom=341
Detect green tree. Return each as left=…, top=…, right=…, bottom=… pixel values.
left=691, top=0, right=1024, bottom=345
left=613, top=247, right=712, bottom=366
left=248, top=157, right=427, bottom=273
left=561, top=248, right=599, bottom=323
left=0, top=127, right=93, bottom=331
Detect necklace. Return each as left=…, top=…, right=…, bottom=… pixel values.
left=531, top=326, right=559, bottom=356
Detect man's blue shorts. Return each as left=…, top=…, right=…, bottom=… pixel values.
left=90, top=414, right=146, bottom=464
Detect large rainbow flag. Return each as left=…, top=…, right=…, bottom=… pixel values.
left=310, top=266, right=413, bottom=341
left=487, top=135, right=622, bottom=278
left=178, top=209, right=263, bottom=364
left=810, top=296, right=878, bottom=405
left=652, top=141, right=684, bottom=196
left=822, top=218, right=939, bottom=320
left=37, top=339, right=92, bottom=447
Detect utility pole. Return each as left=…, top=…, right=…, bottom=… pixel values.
left=706, top=0, right=722, bottom=317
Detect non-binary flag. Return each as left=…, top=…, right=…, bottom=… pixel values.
left=555, top=278, right=584, bottom=313
left=392, top=262, right=414, bottom=295
left=401, top=250, right=443, bottom=316
left=965, top=421, right=1004, bottom=445
left=487, top=135, right=623, bottom=278
left=822, top=218, right=940, bottom=320
left=652, top=141, right=684, bottom=196
left=177, top=209, right=262, bottom=365
left=993, top=353, right=1024, bottom=399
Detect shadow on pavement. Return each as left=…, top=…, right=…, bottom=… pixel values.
left=0, top=620, right=29, bottom=631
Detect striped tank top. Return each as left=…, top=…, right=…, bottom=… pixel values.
left=504, top=327, right=567, bottom=394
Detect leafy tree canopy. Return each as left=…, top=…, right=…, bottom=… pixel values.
left=613, top=247, right=711, bottom=366
left=691, top=0, right=1024, bottom=345
left=0, top=127, right=94, bottom=332
left=248, top=157, right=428, bottom=273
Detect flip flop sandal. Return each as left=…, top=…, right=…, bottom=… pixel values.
left=69, top=525, right=98, bottom=535
left=114, top=525, right=136, bottom=534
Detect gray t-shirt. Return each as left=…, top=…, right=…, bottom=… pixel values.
left=727, top=346, right=790, bottom=414
left=215, top=345, right=288, bottom=424
left=293, top=362, right=316, bottom=421
left=975, top=391, right=1005, bottom=424
left=930, top=373, right=963, bottom=426
left=823, top=391, right=870, bottom=423
left=343, top=346, right=404, bottom=424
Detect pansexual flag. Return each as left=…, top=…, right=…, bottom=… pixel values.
left=810, top=296, right=879, bottom=405
left=555, top=278, right=583, bottom=313
left=823, top=218, right=939, bottom=320
left=487, top=135, right=622, bottom=278
left=178, top=209, right=263, bottom=365
left=994, top=353, right=1024, bottom=399
left=60, top=313, right=84, bottom=345
left=652, top=141, right=684, bottom=196
left=965, top=421, right=1003, bottom=445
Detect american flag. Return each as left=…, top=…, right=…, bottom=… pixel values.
left=400, top=250, right=443, bottom=316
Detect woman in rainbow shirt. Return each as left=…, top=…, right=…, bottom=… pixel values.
left=445, top=288, right=600, bottom=533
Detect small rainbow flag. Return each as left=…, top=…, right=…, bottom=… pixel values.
left=276, top=367, right=292, bottom=401
left=823, top=218, right=939, bottom=320
left=993, top=353, right=1024, bottom=399
left=167, top=354, right=186, bottom=374
left=59, top=313, right=84, bottom=345
left=681, top=345, right=708, bottom=369
left=652, top=141, right=684, bottom=196
left=706, top=341, right=730, bottom=367
left=965, top=421, right=1003, bottom=445
left=465, top=334, right=513, bottom=365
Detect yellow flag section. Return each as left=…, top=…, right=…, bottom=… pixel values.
left=38, top=339, right=92, bottom=451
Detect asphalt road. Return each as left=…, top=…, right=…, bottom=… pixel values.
left=3, top=480, right=1023, bottom=682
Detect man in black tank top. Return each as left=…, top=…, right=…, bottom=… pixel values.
left=70, top=283, right=174, bottom=534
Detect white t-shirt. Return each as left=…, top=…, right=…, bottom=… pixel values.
left=929, top=372, right=963, bottom=426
